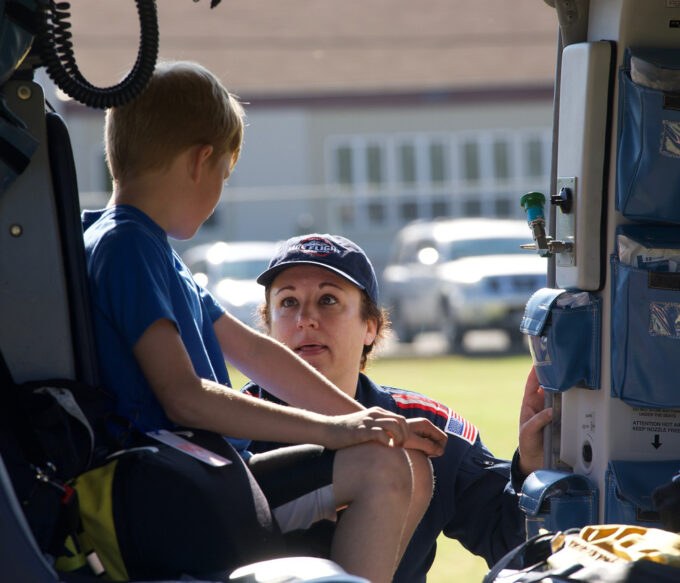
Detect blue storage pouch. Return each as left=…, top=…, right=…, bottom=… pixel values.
left=605, top=460, right=680, bottom=526
left=616, top=47, right=680, bottom=223
left=521, top=287, right=601, bottom=392
left=612, top=225, right=680, bottom=408
left=520, top=470, right=598, bottom=538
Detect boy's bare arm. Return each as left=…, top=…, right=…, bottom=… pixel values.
left=212, top=312, right=446, bottom=454
left=133, top=318, right=446, bottom=455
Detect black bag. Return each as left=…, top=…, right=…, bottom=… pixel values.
left=67, top=430, right=282, bottom=581
left=0, top=352, right=114, bottom=557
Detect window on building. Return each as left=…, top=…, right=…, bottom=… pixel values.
left=462, top=141, right=480, bottom=181
left=366, top=144, right=383, bottom=186
left=494, top=197, right=513, bottom=217
left=326, top=127, right=550, bottom=228
left=429, top=142, right=447, bottom=184
left=336, top=146, right=353, bottom=186
left=432, top=198, right=448, bottom=218
left=398, top=143, right=417, bottom=184
left=493, top=140, right=510, bottom=180
left=525, top=138, right=544, bottom=177
left=462, top=199, right=482, bottom=217
left=367, top=201, right=386, bottom=224
left=400, top=200, right=419, bottom=222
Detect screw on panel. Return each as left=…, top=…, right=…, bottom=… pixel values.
left=17, top=85, right=32, bottom=100
left=9, top=224, right=23, bottom=237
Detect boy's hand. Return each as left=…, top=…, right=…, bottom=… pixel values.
left=324, top=407, right=447, bottom=457
left=518, top=367, right=553, bottom=475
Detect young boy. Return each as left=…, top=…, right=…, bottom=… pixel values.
left=83, top=61, right=446, bottom=582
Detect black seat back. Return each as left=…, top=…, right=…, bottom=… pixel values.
left=0, top=78, right=98, bottom=582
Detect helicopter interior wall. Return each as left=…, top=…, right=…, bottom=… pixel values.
left=0, top=78, right=103, bottom=583
left=539, top=0, right=680, bottom=525
left=0, top=80, right=75, bottom=384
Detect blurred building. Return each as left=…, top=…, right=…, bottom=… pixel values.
left=54, top=0, right=558, bottom=274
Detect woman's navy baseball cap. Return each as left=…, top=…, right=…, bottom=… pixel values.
left=256, top=234, right=379, bottom=304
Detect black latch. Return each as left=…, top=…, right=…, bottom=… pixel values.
left=551, top=187, right=572, bottom=214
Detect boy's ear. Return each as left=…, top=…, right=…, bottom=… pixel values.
left=189, top=144, right=214, bottom=182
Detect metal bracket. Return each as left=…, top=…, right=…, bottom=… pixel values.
left=554, top=177, right=576, bottom=267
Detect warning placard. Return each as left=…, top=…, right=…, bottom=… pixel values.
left=629, top=408, right=680, bottom=456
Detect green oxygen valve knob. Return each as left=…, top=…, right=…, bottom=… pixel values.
left=520, top=191, right=550, bottom=256
left=520, top=192, right=546, bottom=223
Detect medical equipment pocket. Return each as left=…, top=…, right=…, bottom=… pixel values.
left=521, top=287, right=600, bottom=392
left=611, top=259, right=680, bottom=408
left=605, top=460, right=680, bottom=527
left=617, top=47, right=680, bottom=223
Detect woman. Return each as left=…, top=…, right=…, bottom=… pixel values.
left=243, top=233, right=552, bottom=583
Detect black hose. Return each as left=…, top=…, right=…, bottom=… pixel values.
left=37, top=0, right=159, bottom=109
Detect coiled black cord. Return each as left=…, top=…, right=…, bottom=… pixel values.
left=37, top=0, right=159, bottom=109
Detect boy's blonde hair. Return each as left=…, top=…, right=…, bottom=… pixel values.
left=105, top=61, right=245, bottom=183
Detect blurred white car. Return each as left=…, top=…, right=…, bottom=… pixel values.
left=382, top=218, right=546, bottom=352
left=182, top=241, right=278, bottom=329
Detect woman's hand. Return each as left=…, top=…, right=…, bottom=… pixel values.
left=518, top=367, right=553, bottom=475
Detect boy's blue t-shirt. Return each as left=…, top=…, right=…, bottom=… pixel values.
left=82, top=205, right=243, bottom=446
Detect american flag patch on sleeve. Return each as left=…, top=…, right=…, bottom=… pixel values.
left=388, top=389, right=478, bottom=444
left=445, top=410, right=478, bottom=445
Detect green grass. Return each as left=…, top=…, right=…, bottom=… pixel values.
left=229, top=352, right=533, bottom=583
left=367, top=354, right=532, bottom=460
left=368, top=354, right=532, bottom=583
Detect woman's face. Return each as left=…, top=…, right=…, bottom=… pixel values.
left=267, top=264, right=377, bottom=395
